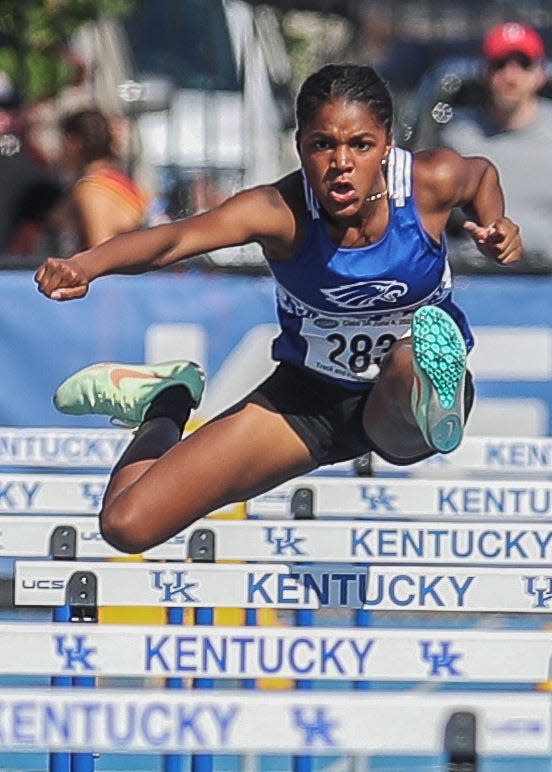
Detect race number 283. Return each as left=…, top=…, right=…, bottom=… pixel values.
left=326, top=332, right=397, bottom=373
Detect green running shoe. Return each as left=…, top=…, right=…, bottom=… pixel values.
left=54, top=360, right=205, bottom=427
left=411, top=305, right=467, bottom=454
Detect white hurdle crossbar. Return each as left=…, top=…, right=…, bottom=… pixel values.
left=371, top=434, right=552, bottom=477
left=148, top=518, right=552, bottom=565
left=0, top=472, right=549, bottom=518
left=0, top=473, right=234, bottom=516
left=13, top=560, right=318, bottom=609
left=4, top=515, right=552, bottom=565
left=2, top=622, right=552, bottom=683
left=0, top=688, right=550, bottom=756
left=0, top=427, right=131, bottom=468
left=12, top=559, right=552, bottom=613
left=248, top=475, right=552, bottom=519
left=2, top=427, right=552, bottom=476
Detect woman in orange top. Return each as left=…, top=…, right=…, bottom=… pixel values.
left=60, top=108, right=148, bottom=248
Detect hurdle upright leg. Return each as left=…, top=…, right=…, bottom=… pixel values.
left=50, top=526, right=98, bottom=772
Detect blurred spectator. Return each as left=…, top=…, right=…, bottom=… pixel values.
left=59, top=108, right=149, bottom=249
left=440, top=22, right=552, bottom=262
left=22, top=47, right=97, bottom=172
left=0, top=72, right=63, bottom=257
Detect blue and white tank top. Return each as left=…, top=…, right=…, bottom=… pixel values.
left=268, top=147, right=473, bottom=390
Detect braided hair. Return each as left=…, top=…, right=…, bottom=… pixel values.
left=296, top=64, right=393, bottom=137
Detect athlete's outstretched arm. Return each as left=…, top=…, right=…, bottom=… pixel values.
left=34, top=183, right=296, bottom=301
left=414, top=148, right=522, bottom=266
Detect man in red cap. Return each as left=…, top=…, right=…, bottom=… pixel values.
left=481, top=22, right=547, bottom=122
left=483, top=21, right=545, bottom=63
left=441, top=22, right=552, bottom=263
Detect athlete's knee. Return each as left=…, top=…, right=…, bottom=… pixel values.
left=99, top=494, right=152, bottom=554
left=379, top=340, right=412, bottom=385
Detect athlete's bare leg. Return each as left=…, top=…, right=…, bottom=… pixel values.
left=362, top=339, right=434, bottom=462
left=99, top=394, right=317, bottom=554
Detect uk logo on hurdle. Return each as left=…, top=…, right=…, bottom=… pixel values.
left=263, top=526, right=307, bottom=556
left=150, top=569, right=200, bottom=603
left=419, top=641, right=464, bottom=677
left=523, top=575, right=552, bottom=608
left=54, top=634, right=97, bottom=671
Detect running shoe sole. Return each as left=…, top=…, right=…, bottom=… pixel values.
left=411, top=305, right=467, bottom=454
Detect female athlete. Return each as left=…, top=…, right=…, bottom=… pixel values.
left=34, top=64, right=521, bottom=554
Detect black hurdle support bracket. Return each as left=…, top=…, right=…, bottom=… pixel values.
left=50, top=525, right=77, bottom=560
left=444, top=710, right=477, bottom=771
left=353, top=451, right=374, bottom=476
left=66, top=571, right=98, bottom=623
left=187, top=528, right=215, bottom=562
left=291, top=487, right=314, bottom=519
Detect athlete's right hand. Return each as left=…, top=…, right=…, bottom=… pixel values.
left=34, top=257, right=90, bottom=301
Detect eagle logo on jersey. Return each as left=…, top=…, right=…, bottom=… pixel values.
left=321, top=280, right=408, bottom=309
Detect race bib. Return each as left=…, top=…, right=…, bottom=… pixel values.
left=301, top=315, right=412, bottom=382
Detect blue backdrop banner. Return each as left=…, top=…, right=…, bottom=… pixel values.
left=2, top=270, right=551, bottom=435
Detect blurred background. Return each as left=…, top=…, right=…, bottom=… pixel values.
left=1, top=10, right=551, bottom=772
left=1, top=0, right=552, bottom=439
left=0, top=0, right=550, bottom=272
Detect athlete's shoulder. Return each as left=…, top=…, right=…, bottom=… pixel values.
left=209, top=171, right=305, bottom=251
left=247, top=170, right=306, bottom=232
left=412, top=147, right=474, bottom=203
left=227, top=171, right=303, bottom=214
left=413, top=146, right=466, bottom=174
left=274, top=170, right=305, bottom=212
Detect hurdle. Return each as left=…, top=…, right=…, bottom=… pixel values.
left=6, top=588, right=552, bottom=771
left=4, top=515, right=552, bottom=567
left=12, top=556, right=552, bottom=614
left=1, top=470, right=550, bottom=520
left=1, top=687, right=551, bottom=758
left=4, top=621, right=552, bottom=683
left=330, top=434, right=552, bottom=478
left=0, top=471, right=236, bottom=517
left=4, top=428, right=552, bottom=771
left=2, top=427, right=551, bottom=476
left=247, top=475, right=552, bottom=519
left=0, top=427, right=131, bottom=469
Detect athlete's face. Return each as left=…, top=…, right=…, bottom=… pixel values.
left=298, top=98, right=392, bottom=219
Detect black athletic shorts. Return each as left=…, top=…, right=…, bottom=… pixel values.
left=255, top=361, right=474, bottom=467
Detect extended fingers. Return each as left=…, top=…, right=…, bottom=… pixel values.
left=463, top=220, right=488, bottom=242
left=463, top=221, right=502, bottom=247
left=464, top=218, right=522, bottom=264
left=492, top=219, right=522, bottom=264
left=497, top=235, right=523, bottom=265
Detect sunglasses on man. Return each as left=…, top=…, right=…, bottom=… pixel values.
left=488, top=52, right=537, bottom=72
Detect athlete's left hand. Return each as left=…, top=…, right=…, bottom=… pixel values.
left=463, top=217, right=522, bottom=265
